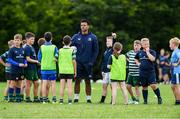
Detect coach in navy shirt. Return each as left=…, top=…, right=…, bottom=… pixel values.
left=72, top=19, right=99, bottom=103
left=135, top=38, right=162, bottom=104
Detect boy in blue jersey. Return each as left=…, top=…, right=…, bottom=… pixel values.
left=135, top=38, right=162, bottom=104
left=169, top=37, right=180, bottom=105
left=72, top=19, right=99, bottom=103
left=38, top=32, right=58, bottom=103
left=59, top=35, right=77, bottom=104
left=0, top=40, right=14, bottom=101
left=126, top=40, right=141, bottom=104
left=8, top=34, right=27, bottom=102
left=24, top=32, right=40, bottom=102
left=99, top=36, right=113, bottom=103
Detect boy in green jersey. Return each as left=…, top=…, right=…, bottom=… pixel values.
left=38, top=32, right=58, bottom=103
left=58, top=35, right=77, bottom=104
left=108, top=42, right=128, bottom=105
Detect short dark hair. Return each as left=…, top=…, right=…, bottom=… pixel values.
left=63, top=35, right=71, bottom=45
left=44, top=32, right=52, bottom=42
left=38, top=38, right=45, bottom=46
left=113, top=42, right=123, bottom=51
left=25, top=32, right=35, bottom=39
left=80, top=19, right=90, bottom=25
left=106, top=36, right=113, bottom=40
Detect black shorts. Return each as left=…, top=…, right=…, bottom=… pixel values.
left=59, top=74, right=74, bottom=79
left=76, top=62, right=93, bottom=79
left=10, top=73, right=24, bottom=80
left=111, top=79, right=125, bottom=82
left=140, top=71, right=156, bottom=87
left=5, top=72, right=11, bottom=81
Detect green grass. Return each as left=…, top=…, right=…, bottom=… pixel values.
left=0, top=82, right=179, bottom=118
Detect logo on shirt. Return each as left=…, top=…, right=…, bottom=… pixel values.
left=88, top=38, right=92, bottom=42
left=78, top=38, right=81, bottom=41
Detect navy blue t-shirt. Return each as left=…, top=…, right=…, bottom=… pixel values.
left=24, top=45, right=37, bottom=70
left=101, top=47, right=113, bottom=72
left=135, top=49, right=156, bottom=72
left=8, top=47, right=26, bottom=74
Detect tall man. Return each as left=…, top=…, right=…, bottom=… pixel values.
left=72, top=19, right=99, bottom=103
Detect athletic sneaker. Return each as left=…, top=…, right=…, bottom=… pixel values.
left=158, top=97, right=162, bottom=104
left=74, top=99, right=78, bottom=103
left=87, top=100, right=92, bottom=103
left=59, top=99, right=63, bottom=104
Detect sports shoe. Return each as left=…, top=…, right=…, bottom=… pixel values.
left=59, top=99, right=63, bottom=104
left=26, top=98, right=32, bottom=103
left=74, top=99, right=78, bottom=103
left=158, top=98, right=162, bottom=104
left=34, top=98, right=40, bottom=103
left=52, top=97, right=56, bottom=104
left=87, top=100, right=92, bottom=103
left=68, top=99, right=72, bottom=104
left=143, top=101, right=148, bottom=104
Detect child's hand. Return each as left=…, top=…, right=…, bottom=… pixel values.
left=160, top=61, right=165, bottom=65
left=19, top=63, right=25, bottom=67
left=172, top=63, right=178, bottom=67
left=112, top=32, right=117, bottom=39
left=145, top=47, right=150, bottom=53
left=54, top=58, right=57, bottom=63
left=36, top=60, right=41, bottom=65
left=24, top=64, right=28, bottom=67
left=5, top=63, right=11, bottom=67
left=102, top=72, right=105, bottom=79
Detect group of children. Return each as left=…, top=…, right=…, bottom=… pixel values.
left=0, top=32, right=76, bottom=104
left=0, top=32, right=180, bottom=105
left=99, top=36, right=180, bottom=105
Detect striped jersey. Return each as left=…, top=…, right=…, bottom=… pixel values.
left=126, top=50, right=139, bottom=76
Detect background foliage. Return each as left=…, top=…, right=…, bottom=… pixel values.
left=0, top=0, right=180, bottom=80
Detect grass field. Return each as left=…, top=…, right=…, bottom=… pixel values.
left=0, top=82, right=179, bottom=118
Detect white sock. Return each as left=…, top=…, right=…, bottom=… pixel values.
left=86, top=95, right=91, bottom=100
left=74, top=94, right=79, bottom=99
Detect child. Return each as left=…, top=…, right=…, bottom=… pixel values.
left=58, top=35, right=77, bottom=104
left=169, top=37, right=180, bottom=105
left=161, top=51, right=170, bottom=84
left=0, top=40, right=14, bottom=101
left=108, top=42, right=128, bottom=105
left=99, top=36, right=113, bottom=103
left=8, top=34, right=27, bottom=102
left=126, top=40, right=141, bottom=103
left=38, top=32, right=58, bottom=103
left=157, top=49, right=165, bottom=82
left=37, top=38, right=49, bottom=102
left=24, top=32, right=40, bottom=102
left=135, top=38, right=162, bottom=104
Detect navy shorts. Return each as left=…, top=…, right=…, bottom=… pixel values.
left=10, top=73, right=24, bottom=80
left=171, top=73, right=180, bottom=84
left=162, top=68, right=169, bottom=76
left=41, top=74, right=57, bottom=80
left=140, top=71, right=156, bottom=87
left=76, top=62, right=93, bottom=79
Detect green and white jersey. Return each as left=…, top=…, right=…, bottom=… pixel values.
left=126, top=50, right=139, bottom=76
